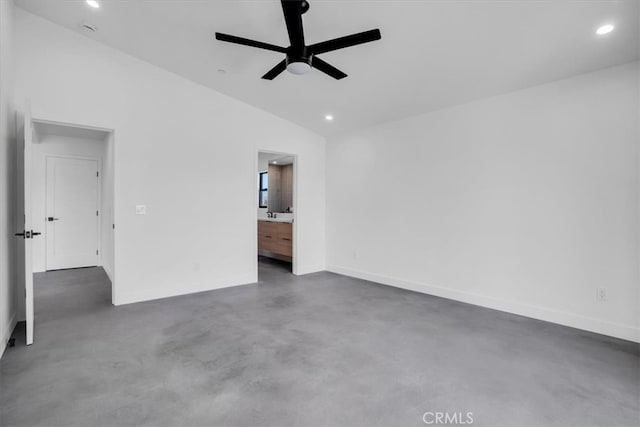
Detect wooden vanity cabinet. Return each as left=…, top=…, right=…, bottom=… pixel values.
left=258, top=221, right=292, bottom=260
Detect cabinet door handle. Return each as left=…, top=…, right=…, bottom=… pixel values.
left=281, top=238, right=291, bottom=241
left=265, top=235, right=273, bottom=238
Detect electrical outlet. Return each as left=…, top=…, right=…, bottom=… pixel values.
left=596, top=287, right=607, bottom=302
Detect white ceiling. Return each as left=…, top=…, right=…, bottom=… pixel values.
left=271, top=156, right=294, bottom=166
left=259, top=152, right=294, bottom=166
left=16, top=0, right=639, bottom=136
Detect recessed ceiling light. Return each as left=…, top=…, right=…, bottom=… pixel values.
left=86, top=0, right=100, bottom=8
left=325, top=114, right=334, bottom=121
left=596, top=24, right=614, bottom=35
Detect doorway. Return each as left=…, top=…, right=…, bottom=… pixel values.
left=256, top=151, right=297, bottom=279
left=14, top=109, right=115, bottom=345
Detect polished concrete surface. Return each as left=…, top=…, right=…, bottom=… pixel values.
left=1, top=262, right=638, bottom=426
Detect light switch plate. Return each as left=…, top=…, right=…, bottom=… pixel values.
left=135, top=205, right=146, bottom=215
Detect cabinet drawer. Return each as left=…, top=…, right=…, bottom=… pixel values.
left=259, top=235, right=277, bottom=252
left=274, top=240, right=292, bottom=257
left=258, top=221, right=278, bottom=236
left=277, top=223, right=292, bottom=240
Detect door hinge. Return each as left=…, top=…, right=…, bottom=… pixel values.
left=96, top=250, right=99, bottom=255
left=96, top=171, right=99, bottom=177
left=96, top=210, right=99, bottom=216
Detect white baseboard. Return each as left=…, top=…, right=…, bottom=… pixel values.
left=102, top=264, right=113, bottom=283
left=327, top=265, right=640, bottom=343
left=1, top=312, right=17, bottom=359
left=295, top=264, right=325, bottom=275
left=114, top=274, right=257, bottom=306
left=113, top=264, right=326, bottom=307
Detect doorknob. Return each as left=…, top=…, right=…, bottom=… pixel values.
left=47, top=217, right=59, bottom=222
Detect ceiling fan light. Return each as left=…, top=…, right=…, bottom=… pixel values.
left=287, top=61, right=311, bottom=75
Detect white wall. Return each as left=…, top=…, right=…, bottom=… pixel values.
left=14, top=9, right=326, bottom=306
left=0, top=0, right=17, bottom=357
left=31, top=134, right=110, bottom=273
left=327, top=62, right=640, bottom=342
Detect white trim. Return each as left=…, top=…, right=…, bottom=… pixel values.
left=114, top=274, right=256, bottom=306
left=44, top=154, right=102, bottom=271
left=327, top=265, right=640, bottom=343
left=28, top=116, right=117, bottom=307
left=102, top=264, right=114, bottom=284
left=1, top=312, right=17, bottom=359
left=296, top=264, right=325, bottom=275
left=252, top=150, right=259, bottom=283
left=32, top=118, right=114, bottom=134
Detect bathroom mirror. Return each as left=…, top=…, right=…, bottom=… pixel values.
left=258, top=153, right=294, bottom=213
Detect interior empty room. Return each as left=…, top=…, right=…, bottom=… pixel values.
left=0, top=1, right=638, bottom=426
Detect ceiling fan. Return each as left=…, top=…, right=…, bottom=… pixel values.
left=215, top=0, right=381, bottom=80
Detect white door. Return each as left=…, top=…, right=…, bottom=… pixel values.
left=45, top=157, right=99, bottom=270
left=15, top=103, right=37, bottom=345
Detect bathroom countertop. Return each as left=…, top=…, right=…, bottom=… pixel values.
left=258, top=218, right=294, bottom=223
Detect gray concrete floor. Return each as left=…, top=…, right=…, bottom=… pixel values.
left=1, top=260, right=638, bottom=427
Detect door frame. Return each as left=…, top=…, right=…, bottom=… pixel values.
left=16, top=104, right=117, bottom=346
left=44, top=154, right=102, bottom=271
left=254, top=149, right=299, bottom=278
left=29, top=117, right=116, bottom=307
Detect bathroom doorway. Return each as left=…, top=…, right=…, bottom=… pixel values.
left=256, top=151, right=296, bottom=279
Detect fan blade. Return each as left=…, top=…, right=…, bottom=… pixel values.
left=215, top=32, right=286, bottom=53
left=262, top=60, right=287, bottom=80
left=311, top=56, right=347, bottom=80
left=308, top=29, right=381, bottom=55
left=281, top=0, right=305, bottom=48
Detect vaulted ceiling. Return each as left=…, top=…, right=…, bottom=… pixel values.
left=16, top=0, right=640, bottom=136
